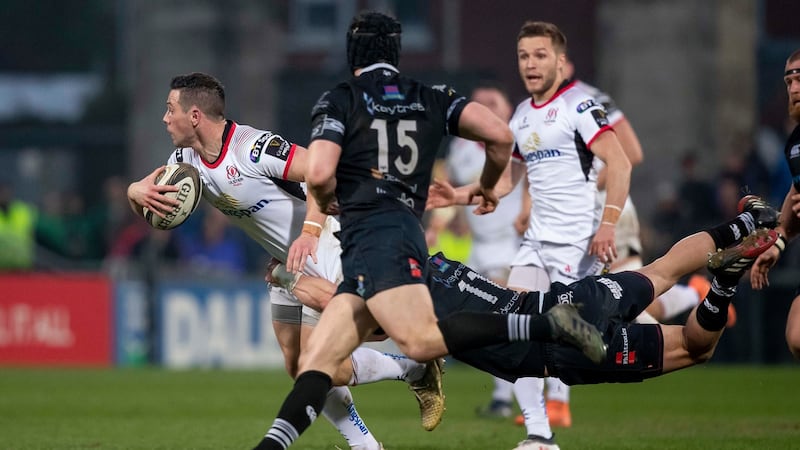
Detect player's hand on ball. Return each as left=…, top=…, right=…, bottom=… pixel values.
left=131, top=163, right=202, bottom=230
left=128, top=166, right=180, bottom=218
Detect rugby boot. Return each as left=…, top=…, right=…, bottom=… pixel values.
left=409, top=357, right=446, bottom=431
left=545, top=400, right=572, bottom=428
left=544, top=303, right=606, bottom=364
left=737, top=195, right=780, bottom=229
left=513, top=434, right=560, bottom=450
left=476, top=399, right=513, bottom=419
left=341, top=444, right=385, bottom=450
left=707, top=228, right=778, bottom=280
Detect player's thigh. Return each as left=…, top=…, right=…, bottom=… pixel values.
left=785, top=291, right=800, bottom=357
left=507, top=264, right=551, bottom=292
left=660, top=323, right=700, bottom=374
left=299, top=293, right=377, bottom=374
left=367, top=283, right=446, bottom=360
left=299, top=310, right=356, bottom=385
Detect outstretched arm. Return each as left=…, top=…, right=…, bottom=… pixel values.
left=454, top=101, right=514, bottom=215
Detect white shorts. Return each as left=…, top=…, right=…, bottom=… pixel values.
left=468, top=233, right=520, bottom=280
left=301, top=216, right=343, bottom=284
left=269, top=285, right=322, bottom=327
left=269, top=216, right=341, bottom=327
left=269, top=285, right=300, bottom=307
left=269, top=285, right=320, bottom=325
left=509, top=238, right=604, bottom=285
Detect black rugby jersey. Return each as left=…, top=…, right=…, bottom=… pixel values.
left=309, top=63, right=468, bottom=223
left=785, top=124, right=800, bottom=191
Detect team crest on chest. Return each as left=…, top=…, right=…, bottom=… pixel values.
left=544, top=107, right=558, bottom=125
left=226, top=165, right=243, bottom=186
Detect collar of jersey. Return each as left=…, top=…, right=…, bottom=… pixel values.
left=530, top=79, right=576, bottom=109
left=357, top=63, right=399, bottom=76
left=203, top=120, right=236, bottom=169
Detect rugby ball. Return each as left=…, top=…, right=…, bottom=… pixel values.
left=143, top=162, right=202, bottom=230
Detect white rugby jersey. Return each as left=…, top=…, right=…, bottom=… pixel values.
left=573, top=80, right=624, bottom=126
left=575, top=79, right=625, bottom=182
left=167, top=121, right=307, bottom=262
left=509, top=81, right=613, bottom=244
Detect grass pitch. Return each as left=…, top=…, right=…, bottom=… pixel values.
left=0, top=363, right=798, bottom=449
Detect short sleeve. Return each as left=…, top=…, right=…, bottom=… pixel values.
left=434, top=85, right=468, bottom=137
left=247, top=132, right=298, bottom=180
left=572, top=95, right=613, bottom=149
left=309, top=87, right=350, bottom=145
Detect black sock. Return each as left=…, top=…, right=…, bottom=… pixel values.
left=437, top=311, right=552, bottom=354
left=704, top=212, right=756, bottom=249
left=253, top=371, right=332, bottom=450
left=694, top=279, right=736, bottom=332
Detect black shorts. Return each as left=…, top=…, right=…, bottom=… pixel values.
left=544, top=271, right=665, bottom=385
left=545, top=322, right=664, bottom=385
left=336, top=211, right=428, bottom=299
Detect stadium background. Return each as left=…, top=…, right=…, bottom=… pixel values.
left=1, top=0, right=799, bottom=372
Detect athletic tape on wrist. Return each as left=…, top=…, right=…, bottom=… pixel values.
left=775, top=235, right=788, bottom=254
left=302, top=220, right=323, bottom=237
left=601, top=205, right=621, bottom=225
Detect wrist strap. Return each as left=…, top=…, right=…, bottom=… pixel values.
left=775, top=234, right=787, bottom=254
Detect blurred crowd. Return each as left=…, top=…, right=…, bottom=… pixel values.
left=0, top=175, right=260, bottom=280
left=1, top=121, right=798, bottom=280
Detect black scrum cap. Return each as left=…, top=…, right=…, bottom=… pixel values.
left=346, top=11, right=402, bottom=72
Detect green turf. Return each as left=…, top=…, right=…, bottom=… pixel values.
left=0, top=363, right=798, bottom=449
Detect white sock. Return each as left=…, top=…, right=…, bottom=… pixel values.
left=349, top=347, right=426, bottom=385
left=322, top=386, right=380, bottom=450
left=513, top=377, right=552, bottom=439
left=545, top=377, right=570, bottom=403
left=492, top=376, right=514, bottom=403
left=657, top=284, right=701, bottom=320
left=635, top=310, right=659, bottom=324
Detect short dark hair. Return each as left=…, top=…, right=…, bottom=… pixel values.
left=346, top=11, right=402, bottom=71
left=517, top=21, right=567, bottom=54
left=170, top=72, right=226, bottom=119
left=787, top=49, right=800, bottom=65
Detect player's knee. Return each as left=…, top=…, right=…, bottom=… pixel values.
left=690, top=349, right=715, bottom=365
left=785, top=326, right=800, bottom=359
left=279, top=347, right=300, bottom=377
left=329, top=358, right=354, bottom=386
left=393, top=334, right=443, bottom=362
left=284, top=359, right=299, bottom=378
left=786, top=298, right=800, bottom=359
